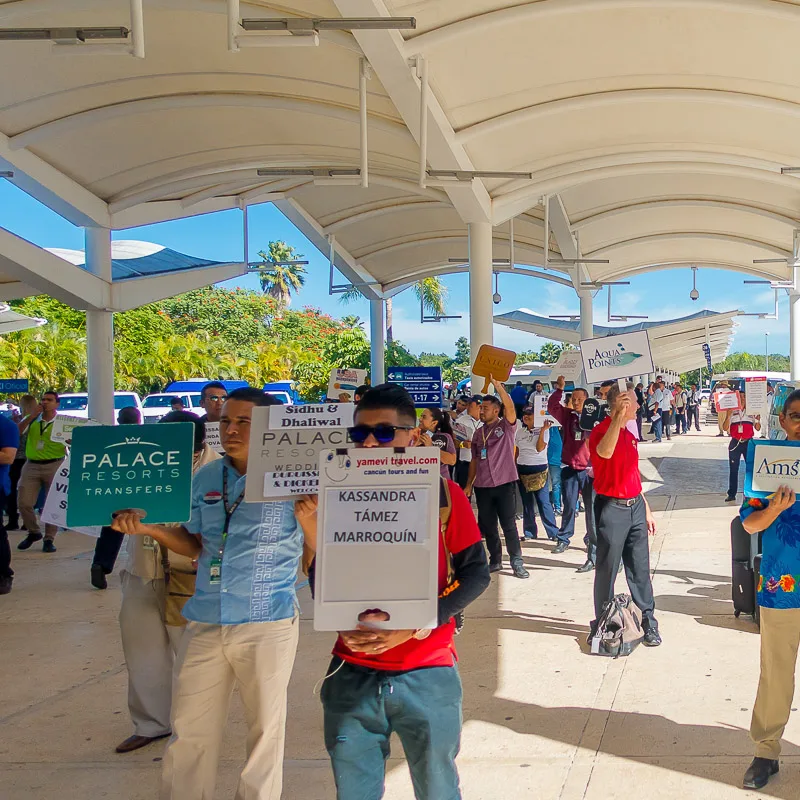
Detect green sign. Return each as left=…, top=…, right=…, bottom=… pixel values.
left=67, top=422, right=195, bottom=527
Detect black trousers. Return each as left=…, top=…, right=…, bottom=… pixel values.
left=6, top=458, right=24, bottom=527
left=455, top=460, right=470, bottom=490
left=593, top=494, right=656, bottom=626
left=728, top=438, right=749, bottom=499
left=92, top=526, right=125, bottom=574
left=474, top=482, right=523, bottom=567
left=687, top=405, right=701, bottom=430
left=0, top=489, right=9, bottom=578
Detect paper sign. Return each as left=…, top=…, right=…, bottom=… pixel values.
left=745, top=440, right=800, bottom=499
left=41, top=454, right=103, bottom=537
left=66, top=423, right=195, bottom=527
left=579, top=331, right=654, bottom=383
left=745, top=377, right=769, bottom=417
left=471, top=345, right=516, bottom=393
left=548, top=350, right=583, bottom=382
left=51, top=414, right=100, bottom=443
left=715, top=390, right=740, bottom=411
left=326, top=368, right=367, bottom=403
left=314, top=446, right=440, bottom=632
left=533, top=395, right=548, bottom=421
left=204, top=421, right=223, bottom=454
left=245, top=404, right=354, bottom=502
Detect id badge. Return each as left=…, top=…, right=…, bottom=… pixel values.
left=574, top=430, right=582, bottom=441
left=142, top=535, right=156, bottom=552
left=36, top=440, right=45, bottom=451
left=480, top=448, right=488, bottom=460
left=209, top=557, right=222, bottom=585
left=737, top=424, right=743, bottom=434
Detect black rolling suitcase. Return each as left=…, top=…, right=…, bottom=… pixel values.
left=731, top=517, right=761, bottom=620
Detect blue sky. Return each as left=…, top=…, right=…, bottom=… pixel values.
left=0, top=180, right=788, bottom=358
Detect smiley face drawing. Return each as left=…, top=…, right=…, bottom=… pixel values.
left=324, top=451, right=352, bottom=483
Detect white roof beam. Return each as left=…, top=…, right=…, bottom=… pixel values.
left=0, top=132, right=110, bottom=228
left=0, top=281, right=39, bottom=301
left=272, top=197, right=382, bottom=301
left=0, top=227, right=109, bottom=310
left=332, top=0, right=491, bottom=224
left=111, top=197, right=242, bottom=229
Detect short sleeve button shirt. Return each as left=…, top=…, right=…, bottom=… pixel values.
left=471, top=416, right=518, bottom=487
left=588, top=417, right=642, bottom=499
left=183, top=458, right=303, bottom=625
left=0, top=414, right=19, bottom=494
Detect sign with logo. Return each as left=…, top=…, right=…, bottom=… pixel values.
left=548, top=349, right=583, bottom=383
left=204, top=421, right=223, bottom=454
left=579, top=331, right=654, bottom=384
left=66, top=423, right=195, bottom=527
left=41, top=454, right=103, bottom=537
left=702, top=343, right=713, bottom=373
left=745, top=440, right=800, bottom=499
left=0, top=378, right=29, bottom=393
left=51, top=415, right=100, bottom=444
left=715, top=390, right=740, bottom=411
left=386, top=366, right=443, bottom=408
left=245, top=404, right=354, bottom=502
left=471, top=345, right=516, bottom=394
left=745, top=376, right=769, bottom=417
left=326, top=368, right=367, bottom=403
left=314, top=446, right=440, bottom=631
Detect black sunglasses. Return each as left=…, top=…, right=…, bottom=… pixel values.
left=348, top=424, right=414, bottom=444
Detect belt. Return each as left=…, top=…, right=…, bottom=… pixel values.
left=599, top=494, right=641, bottom=507
left=29, top=457, right=62, bottom=465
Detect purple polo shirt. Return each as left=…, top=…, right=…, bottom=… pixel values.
left=471, top=417, right=518, bottom=488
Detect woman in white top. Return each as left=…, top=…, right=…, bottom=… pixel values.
left=515, top=409, right=560, bottom=541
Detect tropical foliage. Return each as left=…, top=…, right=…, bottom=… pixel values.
left=255, top=241, right=306, bottom=307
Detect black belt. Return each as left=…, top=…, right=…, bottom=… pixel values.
left=598, top=494, right=641, bottom=507
left=29, top=457, right=63, bottom=465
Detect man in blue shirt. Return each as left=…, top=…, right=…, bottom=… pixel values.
left=509, top=380, right=529, bottom=418
left=112, top=387, right=311, bottom=800
left=0, top=412, right=21, bottom=594
left=739, top=388, right=800, bottom=790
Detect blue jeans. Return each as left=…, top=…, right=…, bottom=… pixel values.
left=518, top=467, right=560, bottom=540
left=559, top=467, right=596, bottom=560
left=548, top=464, right=563, bottom=512
left=322, top=658, right=462, bottom=800
left=651, top=416, right=663, bottom=442
left=728, top=438, right=749, bottom=499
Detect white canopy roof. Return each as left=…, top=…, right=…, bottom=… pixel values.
left=0, top=303, right=45, bottom=334
left=1, top=2, right=799, bottom=302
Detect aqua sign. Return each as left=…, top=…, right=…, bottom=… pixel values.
left=66, top=422, right=195, bottom=527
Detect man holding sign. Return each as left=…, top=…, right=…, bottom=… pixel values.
left=295, top=384, right=490, bottom=800
left=112, top=387, right=311, bottom=800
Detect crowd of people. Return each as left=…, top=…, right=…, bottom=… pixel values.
left=5, top=372, right=795, bottom=797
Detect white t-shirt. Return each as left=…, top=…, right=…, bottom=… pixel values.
left=515, top=424, right=549, bottom=467
left=453, top=412, right=481, bottom=462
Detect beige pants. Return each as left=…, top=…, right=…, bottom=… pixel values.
left=751, top=606, right=800, bottom=758
left=161, top=617, right=299, bottom=800
left=18, top=458, right=63, bottom=539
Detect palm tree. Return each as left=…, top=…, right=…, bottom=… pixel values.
left=339, top=276, right=447, bottom=344
left=256, top=241, right=306, bottom=308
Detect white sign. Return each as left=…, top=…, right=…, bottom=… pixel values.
left=51, top=415, right=99, bottom=443
left=326, top=368, right=367, bottom=403
left=716, top=390, right=740, bottom=411
left=745, top=377, right=769, bottom=417
left=314, top=446, right=440, bottom=632
left=245, top=404, right=355, bottom=502
left=748, top=442, right=800, bottom=495
left=41, top=454, right=102, bottom=537
left=549, top=349, right=583, bottom=382
left=204, top=421, right=223, bottom=454
left=579, top=331, right=654, bottom=383
left=533, top=395, right=548, bottom=422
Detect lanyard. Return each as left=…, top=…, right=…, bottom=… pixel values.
left=39, top=418, right=53, bottom=436
left=219, top=467, right=245, bottom=557
left=481, top=420, right=499, bottom=448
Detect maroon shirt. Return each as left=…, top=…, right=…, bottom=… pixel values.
left=547, top=389, right=591, bottom=470
left=470, top=416, right=518, bottom=487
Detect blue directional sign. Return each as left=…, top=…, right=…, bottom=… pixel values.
left=701, top=343, right=713, bottom=374
left=387, top=366, right=443, bottom=408
left=0, top=379, right=29, bottom=393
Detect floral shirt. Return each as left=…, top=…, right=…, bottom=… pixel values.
left=741, top=497, right=800, bottom=609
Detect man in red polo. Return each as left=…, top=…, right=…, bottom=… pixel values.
left=589, top=382, right=661, bottom=646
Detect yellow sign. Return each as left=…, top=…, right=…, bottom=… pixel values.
left=471, top=345, right=516, bottom=393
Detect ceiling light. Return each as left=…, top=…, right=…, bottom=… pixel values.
left=0, top=27, right=129, bottom=42
left=257, top=167, right=360, bottom=177
left=240, top=17, right=415, bottom=32
left=428, top=169, right=534, bottom=181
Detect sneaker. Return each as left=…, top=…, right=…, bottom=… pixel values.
left=17, top=533, right=42, bottom=550
left=643, top=625, right=662, bottom=647
left=0, top=575, right=12, bottom=595
left=742, top=757, right=779, bottom=790
left=454, top=612, right=465, bottom=635
left=42, top=539, right=57, bottom=553
left=90, top=564, right=108, bottom=590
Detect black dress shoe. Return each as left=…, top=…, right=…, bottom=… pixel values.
left=42, top=539, right=56, bottom=553
left=489, top=562, right=502, bottom=573
left=17, top=533, right=42, bottom=550
left=115, top=733, right=170, bottom=754
left=742, top=757, right=779, bottom=789
left=643, top=626, right=662, bottom=647
left=553, top=541, right=569, bottom=554
left=576, top=560, right=595, bottom=573
left=90, top=564, right=108, bottom=590
left=0, top=575, right=12, bottom=595
left=511, top=562, right=529, bottom=579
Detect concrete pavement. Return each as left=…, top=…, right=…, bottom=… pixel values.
left=2, top=425, right=795, bottom=799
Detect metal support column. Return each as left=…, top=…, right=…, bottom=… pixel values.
left=791, top=291, right=800, bottom=381
left=578, top=289, right=593, bottom=389
left=468, top=222, right=494, bottom=391
left=84, top=227, right=115, bottom=425
left=370, top=297, right=385, bottom=386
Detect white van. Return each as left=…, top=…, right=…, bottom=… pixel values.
left=141, top=392, right=203, bottom=423
left=58, top=391, right=143, bottom=422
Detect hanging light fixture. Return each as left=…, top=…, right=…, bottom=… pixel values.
left=493, top=272, right=502, bottom=304
left=690, top=266, right=699, bottom=301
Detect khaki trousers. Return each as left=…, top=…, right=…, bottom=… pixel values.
left=18, top=458, right=62, bottom=540
left=751, top=606, right=800, bottom=759
left=161, top=617, right=299, bottom=800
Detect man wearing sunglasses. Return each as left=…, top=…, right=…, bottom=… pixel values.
left=464, top=378, right=530, bottom=579
left=295, top=383, right=490, bottom=800
left=199, top=381, right=227, bottom=423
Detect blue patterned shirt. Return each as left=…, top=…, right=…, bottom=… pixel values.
left=182, top=458, right=303, bottom=625
left=741, top=497, right=800, bottom=609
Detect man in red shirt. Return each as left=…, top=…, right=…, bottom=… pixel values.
left=589, top=383, right=661, bottom=647
left=296, top=384, right=490, bottom=800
